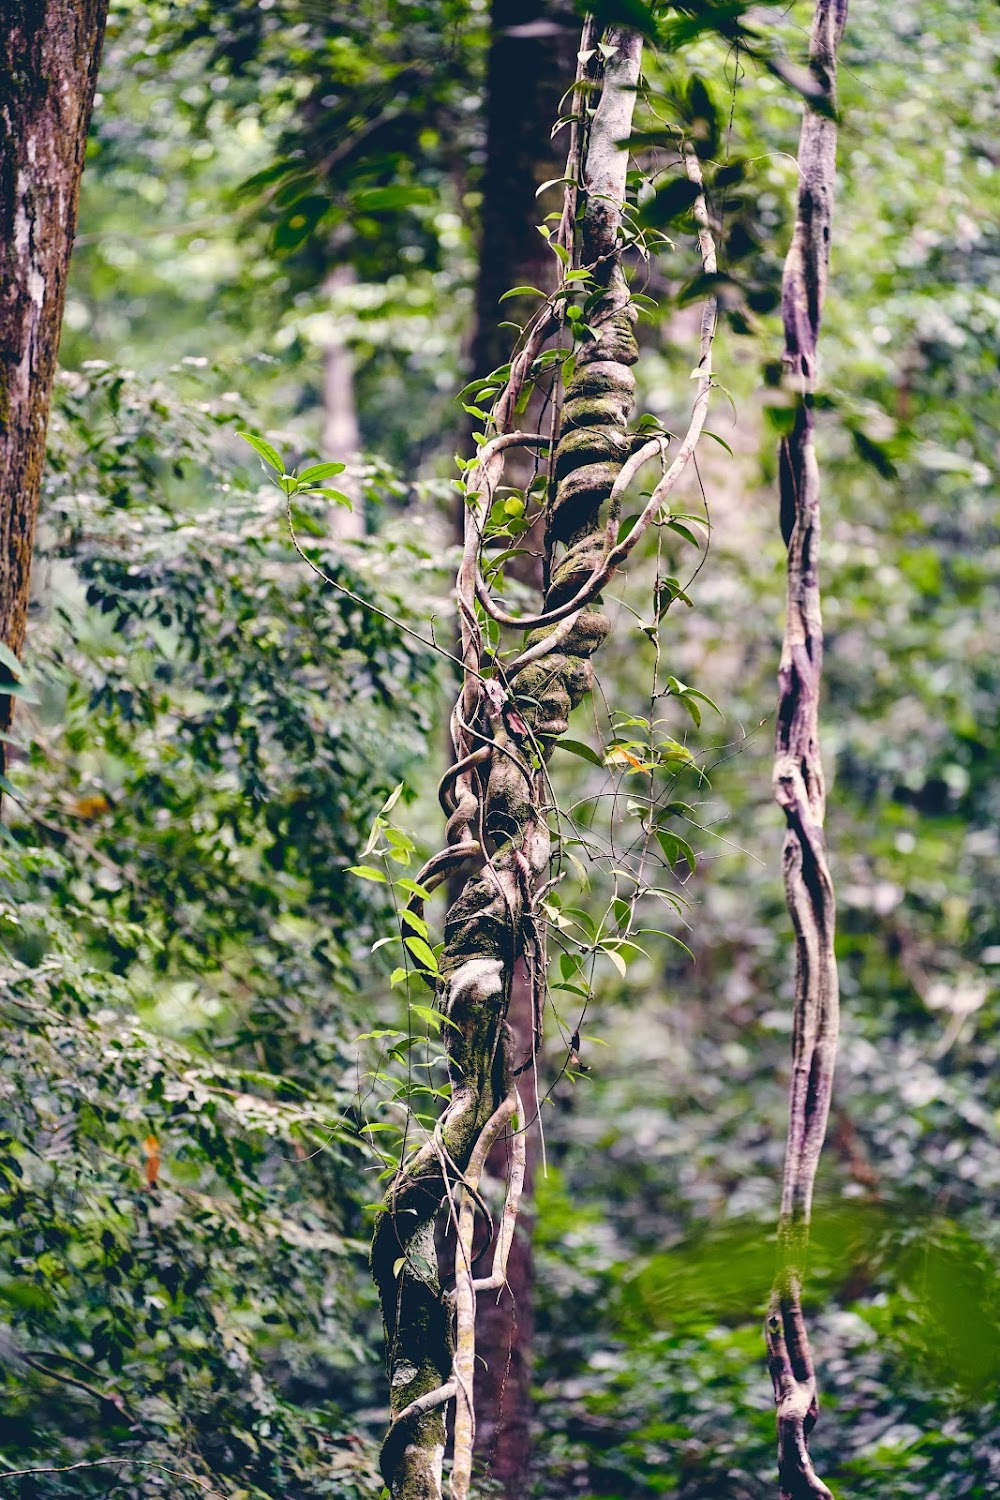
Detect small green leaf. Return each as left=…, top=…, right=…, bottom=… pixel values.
left=704, top=430, right=734, bottom=457
left=348, top=864, right=387, bottom=884
left=0, top=643, right=23, bottom=678
left=380, top=783, right=405, bottom=815
left=3, top=680, right=39, bottom=704
left=656, top=829, right=697, bottom=874
left=404, top=935, right=439, bottom=973
left=299, top=461, right=347, bottom=483
left=390, top=968, right=408, bottom=989
left=602, top=946, right=627, bottom=979
left=392, top=1256, right=407, bottom=1278
left=400, top=908, right=429, bottom=939
left=499, top=285, right=547, bottom=302
left=310, top=487, right=353, bottom=507
left=559, top=738, right=604, bottom=767
left=666, top=519, right=701, bottom=548
left=237, top=430, right=283, bottom=473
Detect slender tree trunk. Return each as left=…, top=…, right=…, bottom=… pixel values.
left=468, top=8, right=577, bottom=1492
left=469, top=0, right=577, bottom=394
left=473, top=960, right=537, bottom=1492
left=0, top=0, right=109, bottom=784
left=372, top=28, right=645, bottom=1500
left=766, top=3, right=847, bottom=1497
left=322, top=264, right=365, bottom=540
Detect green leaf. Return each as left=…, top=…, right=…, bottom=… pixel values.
left=348, top=864, right=387, bottom=883
left=499, top=285, right=547, bottom=302
left=310, top=488, right=354, bottom=507
left=0, top=643, right=23, bottom=678
left=704, top=429, right=734, bottom=457
left=237, top=430, right=283, bottom=473
left=3, top=680, right=40, bottom=704
left=559, top=737, right=604, bottom=767
left=400, top=908, right=429, bottom=939
left=656, top=829, right=697, bottom=874
left=390, top=967, right=408, bottom=988
left=298, top=461, right=347, bottom=483
left=639, top=177, right=701, bottom=230
left=404, top=935, right=438, bottom=973
left=602, top=945, right=627, bottom=979
left=380, top=783, right=405, bottom=815
left=666, top=519, right=701, bottom=548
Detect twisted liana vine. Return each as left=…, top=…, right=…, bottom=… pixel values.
left=766, top=3, right=847, bottom=1497
left=369, top=18, right=723, bottom=1500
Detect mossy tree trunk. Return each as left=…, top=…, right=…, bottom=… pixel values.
left=0, top=0, right=108, bottom=788
left=372, top=24, right=644, bottom=1500
left=468, top=8, right=578, bottom=1491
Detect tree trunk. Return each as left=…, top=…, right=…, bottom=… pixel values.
left=473, top=959, right=537, bottom=1493
left=372, top=28, right=645, bottom=1500
left=468, top=0, right=578, bottom=393
left=467, top=8, right=577, bottom=1492
left=0, top=0, right=108, bottom=785
left=322, top=264, right=365, bottom=540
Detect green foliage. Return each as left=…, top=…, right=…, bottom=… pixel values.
left=0, top=365, right=440, bottom=1496
left=4, top=1, right=999, bottom=1496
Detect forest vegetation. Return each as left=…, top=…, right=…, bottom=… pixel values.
left=0, top=3, right=997, bottom=1500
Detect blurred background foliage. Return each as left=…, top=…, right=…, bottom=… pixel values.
left=0, top=0, right=998, bottom=1497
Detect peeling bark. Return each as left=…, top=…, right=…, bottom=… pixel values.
left=0, top=0, right=109, bottom=786
left=766, top=4, right=847, bottom=1497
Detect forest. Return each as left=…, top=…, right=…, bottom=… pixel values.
left=0, top=2, right=997, bottom=1498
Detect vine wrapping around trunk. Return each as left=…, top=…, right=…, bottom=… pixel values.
left=766, top=3, right=847, bottom=1498
left=370, top=25, right=644, bottom=1500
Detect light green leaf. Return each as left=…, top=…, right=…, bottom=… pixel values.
left=298, top=461, right=347, bottom=483
left=237, top=430, right=283, bottom=473
left=0, top=643, right=23, bottom=678
left=404, top=935, right=438, bottom=973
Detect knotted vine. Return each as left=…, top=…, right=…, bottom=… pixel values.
left=766, top=2, right=847, bottom=1497
left=369, top=17, right=720, bottom=1500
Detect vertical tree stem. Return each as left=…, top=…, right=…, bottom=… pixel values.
left=371, top=24, right=643, bottom=1500
left=766, top=4, right=848, bottom=1498
left=0, top=0, right=109, bottom=795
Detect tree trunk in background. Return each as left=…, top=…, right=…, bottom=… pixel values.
left=473, top=959, right=537, bottom=1490
left=322, top=264, right=365, bottom=540
left=470, top=7, right=576, bottom=1493
left=468, top=0, right=577, bottom=393
left=0, top=0, right=109, bottom=786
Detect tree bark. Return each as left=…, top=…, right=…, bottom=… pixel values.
left=469, top=0, right=578, bottom=392
left=0, top=0, right=108, bottom=783
left=473, top=960, right=537, bottom=1494
left=372, top=28, right=644, bottom=1500
left=468, top=8, right=577, bottom=1492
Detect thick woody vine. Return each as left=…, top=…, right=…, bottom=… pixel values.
left=362, top=21, right=720, bottom=1500
left=766, top=2, right=847, bottom=1498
